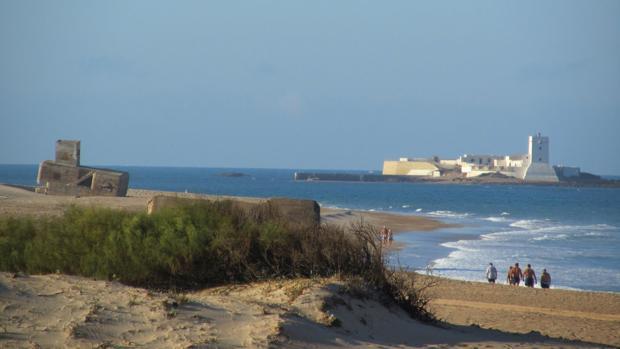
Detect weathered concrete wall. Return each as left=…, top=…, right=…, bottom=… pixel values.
left=36, top=161, right=129, bottom=197
left=268, top=198, right=320, bottom=228
left=91, top=170, right=129, bottom=196
left=55, top=140, right=80, bottom=167
left=36, top=140, right=129, bottom=197
left=147, top=195, right=321, bottom=227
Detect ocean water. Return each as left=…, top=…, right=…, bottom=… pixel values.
left=1, top=164, right=619, bottom=292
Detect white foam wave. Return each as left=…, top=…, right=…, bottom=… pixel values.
left=402, top=205, right=410, bottom=208
left=415, top=208, right=422, bottom=212
left=483, top=216, right=510, bottom=223
left=531, top=233, right=569, bottom=241
left=427, top=210, right=472, bottom=219
left=501, top=212, right=510, bottom=216
left=509, top=219, right=549, bottom=230
left=441, top=241, right=480, bottom=252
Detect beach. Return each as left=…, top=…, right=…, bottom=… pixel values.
left=1, top=184, right=619, bottom=347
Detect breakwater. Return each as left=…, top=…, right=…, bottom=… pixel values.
left=293, top=172, right=423, bottom=183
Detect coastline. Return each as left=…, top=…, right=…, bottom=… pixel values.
left=1, top=184, right=619, bottom=347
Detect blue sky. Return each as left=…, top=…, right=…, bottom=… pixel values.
left=1, top=1, right=619, bottom=174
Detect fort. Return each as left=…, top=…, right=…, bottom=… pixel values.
left=382, top=133, right=572, bottom=183
left=294, top=134, right=617, bottom=186
left=36, top=140, right=129, bottom=196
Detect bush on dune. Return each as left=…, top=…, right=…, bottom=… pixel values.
left=0, top=200, right=435, bottom=322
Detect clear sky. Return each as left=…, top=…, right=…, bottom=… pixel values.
left=1, top=1, right=619, bottom=174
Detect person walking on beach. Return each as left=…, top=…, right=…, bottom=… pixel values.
left=507, top=266, right=514, bottom=285
left=540, top=269, right=551, bottom=289
left=523, top=264, right=537, bottom=287
left=486, top=263, right=497, bottom=283
left=512, top=263, right=523, bottom=286
left=387, top=228, right=393, bottom=245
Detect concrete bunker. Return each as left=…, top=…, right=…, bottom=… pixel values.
left=36, top=140, right=129, bottom=197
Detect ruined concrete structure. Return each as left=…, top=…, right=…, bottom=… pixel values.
left=36, top=140, right=129, bottom=197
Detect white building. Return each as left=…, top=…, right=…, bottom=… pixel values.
left=457, top=133, right=558, bottom=182
left=383, top=133, right=560, bottom=182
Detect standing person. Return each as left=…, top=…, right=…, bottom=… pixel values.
left=380, top=226, right=388, bottom=245
left=512, top=263, right=523, bottom=286
left=387, top=228, right=393, bottom=245
left=523, top=264, right=537, bottom=287
left=540, top=269, right=551, bottom=289
left=507, top=266, right=514, bottom=285
left=486, top=263, right=498, bottom=283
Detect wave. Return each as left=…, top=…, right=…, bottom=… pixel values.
left=415, top=208, right=422, bottom=212
left=531, top=233, right=569, bottom=241
left=482, top=216, right=510, bottom=223
left=426, top=210, right=472, bottom=219
left=509, top=219, right=549, bottom=230
left=401, top=205, right=410, bottom=208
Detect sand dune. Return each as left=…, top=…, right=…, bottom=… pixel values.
left=1, top=272, right=610, bottom=348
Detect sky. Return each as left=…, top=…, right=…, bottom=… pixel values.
left=1, top=1, right=619, bottom=174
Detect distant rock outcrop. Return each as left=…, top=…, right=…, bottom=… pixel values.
left=217, top=172, right=248, bottom=178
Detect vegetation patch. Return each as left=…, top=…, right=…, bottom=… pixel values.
left=0, top=201, right=436, bottom=322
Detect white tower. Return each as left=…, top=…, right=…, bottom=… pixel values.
left=528, top=133, right=550, bottom=164
left=523, top=133, right=558, bottom=182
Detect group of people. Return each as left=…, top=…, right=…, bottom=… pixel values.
left=485, top=262, right=551, bottom=288
left=380, top=226, right=393, bottom=245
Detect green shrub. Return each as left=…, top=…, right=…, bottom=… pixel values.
left=0, top=200, right=435, bottom=322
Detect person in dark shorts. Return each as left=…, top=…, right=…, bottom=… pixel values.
left=512, top=263, right=523, bottom=286
left=507, top=266, right=514, bottom=285
left=485, top=263, right=497, bottom=283
left=540, top=269, right=551, bottom=289
left=523, top=264, right=537, bottom=287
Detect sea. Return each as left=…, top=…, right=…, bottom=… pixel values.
left=1, top=164, right=619, bottom=293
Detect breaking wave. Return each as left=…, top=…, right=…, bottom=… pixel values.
left=426, top=210, right=472, bottom=219
left=483, top=216, right=511, bottom=223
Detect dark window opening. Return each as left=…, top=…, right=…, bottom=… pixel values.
left=78, top=176, right=92, bottom=187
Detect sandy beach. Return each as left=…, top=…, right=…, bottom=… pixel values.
left=1, top=184, right=619, bottom=348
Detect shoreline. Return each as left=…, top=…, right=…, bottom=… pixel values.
left=1, top=184, right=617, bottom=294
left=1, top=184, right=619, bottom=347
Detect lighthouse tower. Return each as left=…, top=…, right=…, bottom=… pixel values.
left=528, top=133, right=550, bottom=164
left=522, top=133, right=558, bottom=182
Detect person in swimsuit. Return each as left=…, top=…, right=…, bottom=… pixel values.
left=507, top=266, right=514, bottom=285
left=540, top=269, right=551, bottom=289
left=512, top=263, right=523, bottom=286
left=523, top=264, right=537, bottom=287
